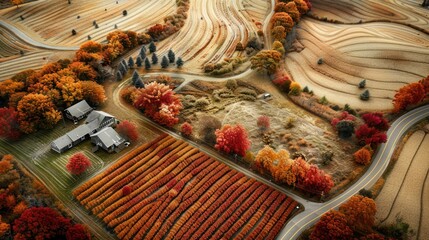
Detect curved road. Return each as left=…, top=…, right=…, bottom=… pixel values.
left=2, top=6, right=429, bottom=240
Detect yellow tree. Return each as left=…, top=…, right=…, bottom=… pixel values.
left=250, top=50, right=282, bottom=75
left=56, top=76, right=83, bottom=107
left=80, top=81, right=107, bottom=106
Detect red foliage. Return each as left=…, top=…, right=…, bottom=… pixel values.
left=360, top=233, right=386, bottom=240
left=133, top=82, right=182, bottom=127
left=355, top=124, right=387, bottom=146
left=13, top=207, right=71, bottom=240
left=66, top=224, right=91, bottom=240
left=310, top=210, right=353, bottom=240
left=116, top=120, right=139, bottom=142
left=302, top=165, right=334, bottom=194
left=272, top=75, right=292, bottom=92
left=0, top=107, right=22, bottom=140
left=180, top=122, right=193, bottom=136
left=393, top=82, right=426, bottom=113
left=303, top=0, right=312, bottom=9
left=331, top=111, right=355, bottom=128
left=122, top=185, right=133, bottom=196
left=361, top=112, right=389, bottom=131
left=257, top=115, right=270, bottom=130
left=215, top=124, right=251, bottom=157
left=66, top=153, right=91, bottom=175
left=147, top=24, right=167, bottom=39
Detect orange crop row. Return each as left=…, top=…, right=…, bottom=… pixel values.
left=73, top=134, right=300, bottom=240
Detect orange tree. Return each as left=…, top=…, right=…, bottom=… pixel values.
left=339, top=195, right=377, bottom=233
left=310, top=210, right=353, bottom=240
left=250, top=50, right=282, bottom=75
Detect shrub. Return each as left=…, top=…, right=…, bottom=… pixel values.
left=257, top=115, right=270, bottom=130
left=195, top=98, right=210, bottom=110
left=116, top=120, right=139, bottom=142
left=360, top=90, right=370, bottom=101
left=289, top=82, right=302, bottom=95
left=180, top=122, right=193, bottom=137
left=215, top=124, right=251, bottom=157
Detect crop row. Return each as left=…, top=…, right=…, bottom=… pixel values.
left=73, top=134, right=299, bottom=239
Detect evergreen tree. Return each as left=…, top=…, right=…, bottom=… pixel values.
left=135, top=77, right=144, bottom=88
left=119, top=62, right=127, bottom=75
left=359, top=79, right=366, bottom=89
left=128, top=56, right=135, bottom=68
left=149, top=41, right=156, bottom=53
left=303, top=86, right=309, bottom=93
left=168, top=49, right=175, bottom=63
left=116, top=71, right=123, bottom=81
left=132, top=70, right=141, bottom=85
left=140, top=46, right=146, bottom=59
left=161, top=56, right=169, bottom=68
left=152, top=53, right=158, bottom=64
left=145, top=58, right=151, bottom=70
left=121, top=59, right=128, bottom=70
left=360, top=90, right=370, bottom=101
left=176, top=57, right=184, bottom=68
left=136, top=56, right=143, bottom=67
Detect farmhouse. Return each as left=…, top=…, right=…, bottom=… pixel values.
left=90, top=127, right=127, bottom=153
left=51, top=111, right=118, bottom=153
left=64, top=100, right=93, bottom=122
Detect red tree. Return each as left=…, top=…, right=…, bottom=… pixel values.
left=310, top=210, right=353, bottom=240
left=355, top=124, right=387, bottom=146
left=66, top=224, right=91, bottom=240
left=116, top=120, right=139, bottom=142
left=361, top=112, right=389, bottom=131
left=133, top=82, right=182, bottom=127
left=360, top=233, right=385, bottom=240
left=66, top=153, right=91, bottom=175
left=257, top=115, right=270, bottom=130
left=302, top=165, right=334, bottom=194
left=331, top=111, right=355, bottom=128
left=272, top=75, right=292, bottom=92
left=215, top=124, right=251, bottom=157
left=180, top=122, right=193, bottom=137
left=13, top=207, right=71, bottom=240
left=147, top=24, right=167, bottom=39
left=393, top=82, right=426, bottom=113
left=0, top=107, right=21, bottom=140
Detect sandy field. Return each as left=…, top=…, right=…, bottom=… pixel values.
left=285, top=17, right=429, bottom=111
left=0, top=0, right=176, bottom=46
left=375, top=128, right=429, bottom=239
left=0, top=25, right=75, bottom=81
left=310, top=0, right=429, bottom=31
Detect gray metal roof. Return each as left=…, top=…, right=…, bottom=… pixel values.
left=85, top=111, right=114, bottom=125
left=66, top=125, right=91, bottom=142
left=52, top=135, right=73, bottom=150
left=90, top=127, right=125, bottom=148
left=65, top=100, right=92, bottom=118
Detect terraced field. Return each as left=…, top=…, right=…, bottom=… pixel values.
left=146, top=0, right=269, bottom=73
left=74, top=134, right=299, bottom=240
left=0, top=0, right=176, bottom=46
left=286, top=18, right=429, bottom=110
left=0, top=25, right=74, bottom=81
left=376, top=128, right=429, bottom=240
left=310, top=0, right=429, bottom=31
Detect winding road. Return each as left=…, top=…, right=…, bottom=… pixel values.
left=2, top=2, right=429, bottom=239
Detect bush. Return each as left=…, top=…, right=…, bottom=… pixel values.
left=182, top=95, right=196, bottom=108
left=225, top=79, right=238, bottom=90
left=360, top=90, right=370, bottom=101
left=195, top=98, right=210, bottom=110
left=257, top=115, right=270, bottom=130
left=66, top=153, right=91, bottom=175
left=180, top=122, right=193, bottom=137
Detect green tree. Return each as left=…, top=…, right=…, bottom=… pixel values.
left=360, top=90, right=370, bottom=101
left=151, top=53, right=158, bottom=64
left=149, top=41, right=156, bottom=53
left=128, top=56, right=134, bottom=68
left=145, top=58, right=151, bottom=70
left=161, top=56, right=169, bottom=68
left=176, top=57, right=184, bottom=68
left=168, top=49, right=175, bottom=63
left=136, top=56, right=143, bottom=67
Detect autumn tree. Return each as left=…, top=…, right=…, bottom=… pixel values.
left=272, top=40, right=285, bottom=55
left=17, top=94, right=62, bottom=134
left=66, top=224, right=91, bottom=240
left=0, top=216, right=9, bottom=238
left=272, top=75, right=292, bottom=92
left=13, top=207, right=71, bottom=240
left=148, top=24, right=166, bottom=40
left=11, top=0, right=23, bottom=8
left=181, top=122, right=193, bottom=137
left=275, top=2, right=301, bottom=23
left=355, top=124, right=387, bottom=146
left=331, top=111, right=356, bottom=128
left=289, top=81, right=302, bottom=95
left=133, top=82, right=182, bottom=127
left=80, top=81, right=107, bottom=106
left=272, top=26, right=287, bottom=41
left=250, top=50, right=282, bottom=75
left=67, top=62, right=97, bottom=81
left=302, top=165, right=334, bottom=194
left=0, top=79, right=25, bottom=102
left=294, top=0, right=310, bottom=14
left=74, top=41, right=103, bottom=63
left=271, top=12, right=294, bottom=33
left=215, top=124, right=251, bottom=157
left=257, top=115, right=270, bottom=130
left=310, top=210, right=353, bottom=240
left=116, top=120, right=139, bottom=142
left=66, top=152, right=91, bottom=175
left=0, top=107, right=22, bottom=140
left=361, top=112, right=389, bottom=131
left=393, top=82, right=426, bottom=112
left=339, top=195, right=377, bottom=233
left=354, top=145, right=373, bottom=165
